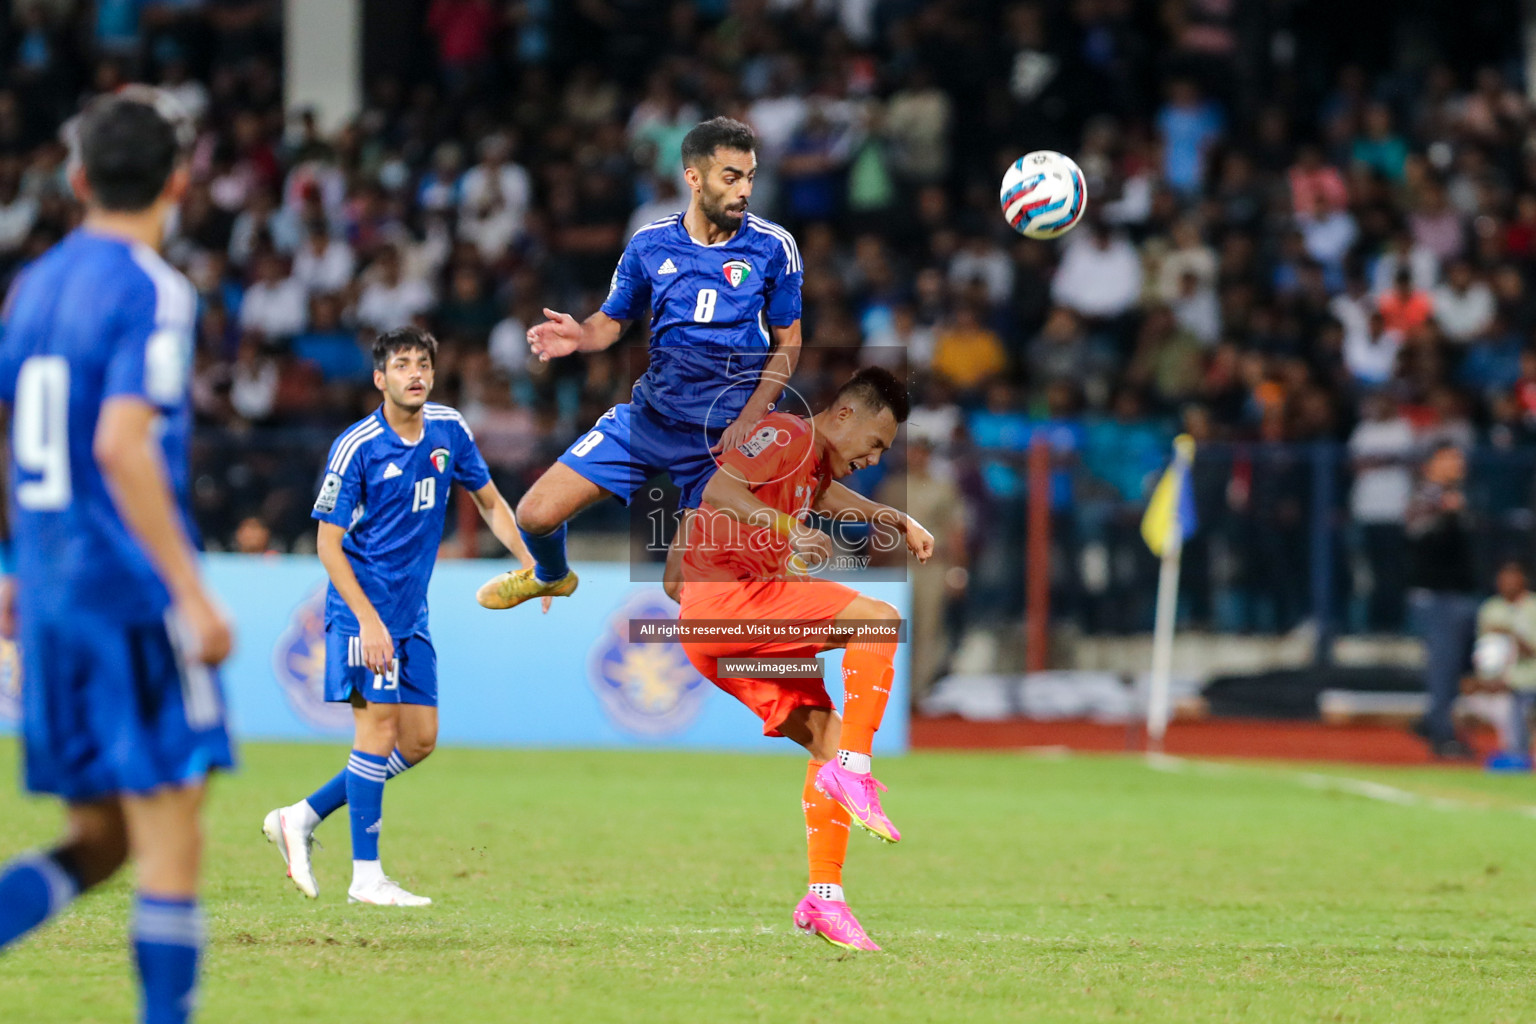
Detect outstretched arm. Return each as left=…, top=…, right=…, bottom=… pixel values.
left=527, top=308, right=628, bottom=362
left=814, top=481, right=933, bottom=563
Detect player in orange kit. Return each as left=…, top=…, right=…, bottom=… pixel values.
left=673, top=366, right=931, bottom=951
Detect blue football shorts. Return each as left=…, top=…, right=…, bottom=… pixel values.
left=557, top=402, right=725, bottom=509
left=21, top=611, right=235, bottom=803
left=324, top=625, right=438, bottom=707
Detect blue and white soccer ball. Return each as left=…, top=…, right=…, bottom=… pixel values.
left=999, top=151, right=1087, bottom=240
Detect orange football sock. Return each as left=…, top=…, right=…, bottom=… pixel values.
left=838, top=639, right=897, bottom=756
left=804, top=760, right=850, bottom=885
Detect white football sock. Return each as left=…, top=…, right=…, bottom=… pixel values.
left=837, top=750, right=871, bottom=774
left=293, top=801, right=321, bottom=832
left=810, top=883, right=845, bottom=902
left=351, top=860, right=384, bottom=888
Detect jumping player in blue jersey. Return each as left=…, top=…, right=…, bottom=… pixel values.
left=263, top=326, right=542, bottom=907
left=0, top=91, right=233, bottom=1024
left=475, top=117, right=804, bottom=611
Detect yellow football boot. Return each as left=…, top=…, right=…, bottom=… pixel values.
left=475, top=567, right=579, bottom=610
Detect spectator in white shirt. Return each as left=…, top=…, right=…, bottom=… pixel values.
left=230, top=335, right=279, bottom=423
left=458, top=132, right=532, bottom=261
left=229, top=188, right=301, bottom=269
left=1371, top=230, right=1438, bottom=295
left=1344, top=310, right=1403, bottom=386
left=1330, top=271, right=1373, bottom=357
left=1156, top=217, right=1218, bottom=301
left=488, top=303, right=532, bottom=379
left=355, top=245, right=435, bottom=333
left=1052, top=221, right=1142, bottom=320
left=1297, top=193, right=1358, bottom=272
left=863, top=302, right=937, bottom=371
left=948, top=235, right=1013, bottom=309
left=158, top=57, right=209, bottom=124
left=239, top=252, right=308, bottom=340
left=1349, top=392, right=1416, bottom=629
left=291, top=221, right=355, bottom=296
left=1171, top=269, right=1221, bottom=344
left=1431, top=259, right=1495, bottom=343
left=624, top=173, right=686, bottom=240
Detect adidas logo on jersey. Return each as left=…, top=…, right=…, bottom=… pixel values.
left=383, top=463, right=403, bottom=479
left=658, top=258, right=678, bottom=275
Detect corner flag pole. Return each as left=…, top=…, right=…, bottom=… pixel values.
left=1146, top=528, right=1182, bottom=748
left=1142, top=435, right=1196, bottom=750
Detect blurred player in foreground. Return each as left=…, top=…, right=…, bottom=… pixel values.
left=476, top=116, right=803, bottom=611
left=263, top=327, right=543, bottom=907
left=0, top=91, right=234, bottom=1024
left=674, top=367, right=930, bottom=951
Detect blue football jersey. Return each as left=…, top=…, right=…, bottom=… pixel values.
left=0, top=229, right=197, bottom=625
left=312, top=403, right=491, bottom=638
left=601, top=212, right=803, bottom=429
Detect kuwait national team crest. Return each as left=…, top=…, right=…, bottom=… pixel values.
left=587, top=590, right=709, bottom=737
left=722, top=259, right=752, bottom=288
left=272, top=586, right=353, bottom=733
left=430, top=447, right=450, bottom=473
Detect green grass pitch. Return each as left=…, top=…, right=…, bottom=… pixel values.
left=3, top=739, right=1536, bottom=1022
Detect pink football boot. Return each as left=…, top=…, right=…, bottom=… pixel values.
left=814, top=761, right=901, bottom=843
left=793, top=893, right=881, bottom=951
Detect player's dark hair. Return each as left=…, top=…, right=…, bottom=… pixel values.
left=75, top=94, right=182, bottom=212
left=681, top=117, right=756, bottom=169
left=836, top=367, right=909, bottom=424
left=372, top=326, right=438, bottom=372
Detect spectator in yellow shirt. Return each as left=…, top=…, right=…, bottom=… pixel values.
left=931, top=302, right=1007, bottom=394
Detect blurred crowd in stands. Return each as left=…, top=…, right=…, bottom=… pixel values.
left=0, top=0, right=1532, bottom=656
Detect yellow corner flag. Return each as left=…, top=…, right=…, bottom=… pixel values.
left=1141, top=434, right=1198, bottom=558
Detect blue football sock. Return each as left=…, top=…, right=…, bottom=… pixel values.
left=132, top=893, right=202, bottom=1024
left=306, top=748, right=414, bottom=823
left=386, top=747, right=414, bottom=779
left=0, top=851, right=80, bottom=950
left=519, top=521, right=569, bottom=583
left=304, top=770, right=349, bottom=821
left=346, top=750, right=389, bottom=862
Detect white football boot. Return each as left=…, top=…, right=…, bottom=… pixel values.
left=262, top=806, right=320, bottom=899
left=347, top=876, right=433, bottom=907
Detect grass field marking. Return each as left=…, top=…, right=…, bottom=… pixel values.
left=1144, top=754, right=1536, bottom=818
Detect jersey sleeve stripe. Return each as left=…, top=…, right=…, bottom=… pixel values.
left=327, top=419, right=380, bottom=470
left=329, top=423, right=383, bottom=474
left=424, top=405, right=475, bottom=440
left=127, top=244, right=196, bottom=327
left=763, top=221, right=803, bottom=273
left=631, top=214, right=680, bottom=237
left=747, top=216, right=802, bottom=273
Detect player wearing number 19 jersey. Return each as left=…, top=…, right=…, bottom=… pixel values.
left=263, top=327, right=539, bottom=907
left=476, top=116, right=804, bottom=612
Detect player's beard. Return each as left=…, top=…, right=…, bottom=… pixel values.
left=700, top=185, right=746, bottom=233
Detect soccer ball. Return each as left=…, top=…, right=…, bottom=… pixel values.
left=1474, top=632, right=1516, bottom=680
left=999, top=151, right=1087, bottom=240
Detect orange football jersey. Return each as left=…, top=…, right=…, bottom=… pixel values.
left=681, top=412, right=832, bottom=583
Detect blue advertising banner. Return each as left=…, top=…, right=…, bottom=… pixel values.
left=0, top=555, right=910, bottom=754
